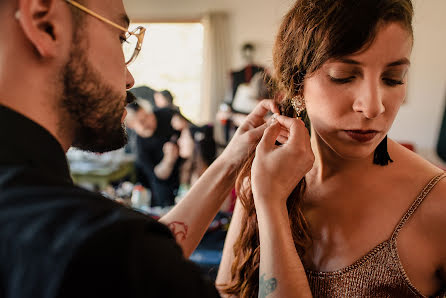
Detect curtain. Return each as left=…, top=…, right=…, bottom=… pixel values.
left=200, top=12, right=230, bottom=124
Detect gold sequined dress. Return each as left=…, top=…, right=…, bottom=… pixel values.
left=305, top=173, right=446, bottom=298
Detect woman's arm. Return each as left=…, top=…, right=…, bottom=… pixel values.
left=252, top=115, right=314, bottom=298
left=216, top=199, right=244, bottom=295
left=159, top=100, right=280, bottom=258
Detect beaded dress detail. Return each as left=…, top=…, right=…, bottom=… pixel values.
left=305, top=173, right=446, bottom=298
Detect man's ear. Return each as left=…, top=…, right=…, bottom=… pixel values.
left=16, top=0, right=68, bottom=58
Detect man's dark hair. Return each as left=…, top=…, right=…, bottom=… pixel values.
left=126, top=101, right=141, bottom=112
left=242, top=43, right=255, bottom=52
left=160, top=90, right=174, bottom=105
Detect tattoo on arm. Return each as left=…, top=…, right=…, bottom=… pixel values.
left=167, top=221, right=189, bottom=241
left=259, top=273, right=278, bottom=298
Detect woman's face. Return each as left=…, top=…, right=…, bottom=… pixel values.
left=303, top=22, right=412, bottom=160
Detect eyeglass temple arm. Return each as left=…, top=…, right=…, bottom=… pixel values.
left=65, top=0, right=129, bottom=33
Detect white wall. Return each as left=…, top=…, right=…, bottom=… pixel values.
left=389, top=0, right=446, bottom=153
left=124, top=0, right=446, bottom=152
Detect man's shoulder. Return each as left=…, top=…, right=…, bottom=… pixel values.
left=61, top=218, right=220, bottom=298
left=0, top=183, right=171, bottom=248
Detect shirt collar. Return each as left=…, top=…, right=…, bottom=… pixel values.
left=0, top=104, right=73, bottom=184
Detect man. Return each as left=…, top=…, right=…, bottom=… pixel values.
left=129, top=85, right=157, bottom=108
left=154, top=89, right=175, bottom=109
left=0, top=0, right=278, bottom=297
left=126, top=101, right=181, bottom=207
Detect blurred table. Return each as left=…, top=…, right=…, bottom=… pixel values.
left=67, top=148, right=136, bottom=190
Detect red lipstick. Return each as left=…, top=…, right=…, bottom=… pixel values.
left=345, top=130, right=378, bottom=143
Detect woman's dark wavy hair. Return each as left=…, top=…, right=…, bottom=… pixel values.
left=180, top=124, right=217, bottom=185
left=220, top=0, right=413, bottom=297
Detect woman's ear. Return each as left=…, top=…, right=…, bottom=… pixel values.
left=16, top=0, right=68, bottom=58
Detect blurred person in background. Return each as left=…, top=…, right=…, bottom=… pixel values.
left=154, top=89, right=177, bottom=109
left=177, top=123, right=217, bottom=196
left=129, top=85, right=156, bottom=108
left=126, top=101, right=181, bottom=207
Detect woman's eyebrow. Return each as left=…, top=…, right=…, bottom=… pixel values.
left=386, top=58, right=411, bottom=67
left=335, top=57, right=410, bottom=67
left=337, top=58, right=361, bottom=65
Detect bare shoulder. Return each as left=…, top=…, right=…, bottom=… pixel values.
left=390, top=142, right=446, bottom=274
left=388, top=140, right=443, bottom=181
left=389, top=140, right=445, bottom=215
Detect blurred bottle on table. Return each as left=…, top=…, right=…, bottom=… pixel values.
left=131, top=184, right=151, bottom=211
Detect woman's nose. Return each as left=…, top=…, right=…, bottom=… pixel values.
left=352, top=80, right=385, bottom=119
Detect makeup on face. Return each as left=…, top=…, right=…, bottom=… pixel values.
left=324, top=54, right=410, bottom=84
left=344, top=130, right=379, bottom=143
left=325, top=64, right=409, bottom=86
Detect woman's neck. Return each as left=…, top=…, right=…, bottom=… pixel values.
left=307, top=130, right=377, bottom=185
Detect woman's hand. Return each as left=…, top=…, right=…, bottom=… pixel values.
left=252, top=115, right=314, bottom=209
left=219, top=99, right=280, bottom=168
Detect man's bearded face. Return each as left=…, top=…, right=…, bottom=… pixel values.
left=61, top=37, right=135, bottom=153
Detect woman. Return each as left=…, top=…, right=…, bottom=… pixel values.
left=217, top=0, right=446, bottom=297
left=177, top=124, right=217, bottom=197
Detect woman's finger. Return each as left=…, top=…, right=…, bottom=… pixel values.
left=274, top=115, right=307, bottom=147
left=257, top=121, right=281, bottom=152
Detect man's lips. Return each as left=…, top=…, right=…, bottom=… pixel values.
left=344, top=130, right=379, bottom=142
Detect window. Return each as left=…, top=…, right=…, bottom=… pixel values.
left=127, top=23, right=204, bottom=123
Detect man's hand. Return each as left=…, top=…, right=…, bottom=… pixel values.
left=154, top=142, right=179, bottom=180
left=162, top=142, right=179, bottom=164
left=219, top=99, right=280, bottom=167
left=252, top=115, right=314, bottom=209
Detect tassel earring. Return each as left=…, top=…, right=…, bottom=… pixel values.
left=373, top=135, right=393, bottom=166
left=291, top=95, right=306, bottom=118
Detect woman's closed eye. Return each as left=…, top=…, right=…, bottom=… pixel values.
left=382, top=78, right=404, bottom=86
left=328, top=75, right=356, bottom=84
left=328, top=75, right=405, bottom=86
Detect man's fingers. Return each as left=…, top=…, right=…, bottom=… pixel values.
left=248, top=123, right=268, bottom=142
left=246, top=100, right=279, bottom=124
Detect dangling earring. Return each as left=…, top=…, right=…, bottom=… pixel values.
left=291, top=95, right=306, bottom=118
left=373, top=135, right=393, bottom=166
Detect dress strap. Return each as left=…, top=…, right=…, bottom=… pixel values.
left=390, top=172, right=446, bottom=241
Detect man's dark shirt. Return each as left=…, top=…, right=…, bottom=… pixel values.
left=0, top=105, right=219, bottom=298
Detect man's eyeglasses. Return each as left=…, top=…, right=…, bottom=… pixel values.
left=64, top=0, right=146, bottom=65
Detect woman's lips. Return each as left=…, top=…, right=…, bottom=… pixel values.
left=344, top=130, right=378, bottom=143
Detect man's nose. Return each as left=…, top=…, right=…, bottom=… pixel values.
left=352, top=80, right=385, bottom=119
left=126, top=67, right=135, bottom=90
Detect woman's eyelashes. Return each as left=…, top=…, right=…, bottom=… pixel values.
left=327, top=74, right=405, bottom=86
left=328, top=75, right=355, bottom=84
left=382, top=78, right=404, bottom=86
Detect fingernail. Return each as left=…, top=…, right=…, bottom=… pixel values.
left=268, top=115, right=278, bottom=127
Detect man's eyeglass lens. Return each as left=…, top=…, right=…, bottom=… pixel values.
left=123, top=27, right=144, bottom=65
